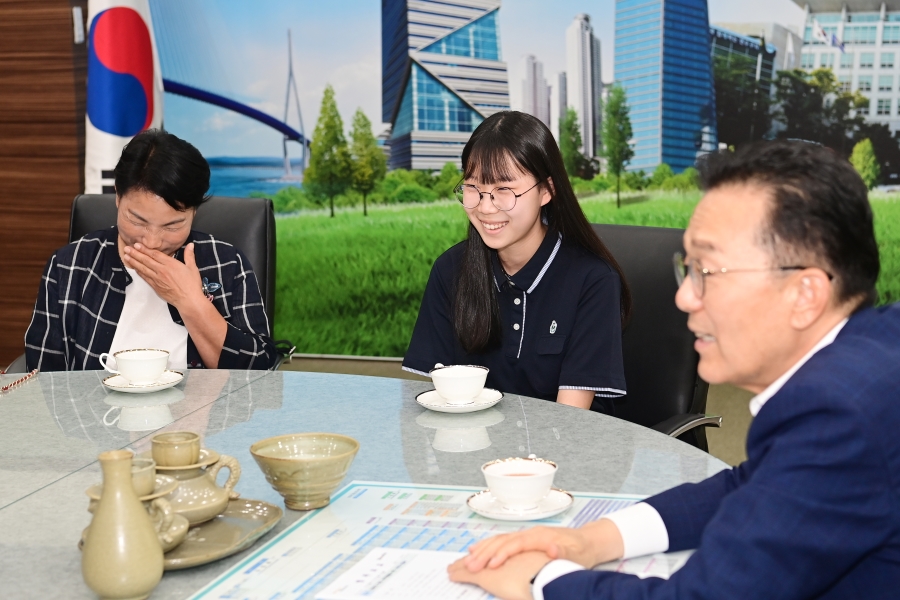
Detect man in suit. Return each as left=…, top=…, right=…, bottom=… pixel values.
left=448, top=140, right=900, bottom=599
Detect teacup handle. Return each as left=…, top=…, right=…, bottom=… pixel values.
left=207, top=454, right=241, bottom=499
left=149, top=497, right=178, bottom=546
left=102, top=406, right=120, bottom=426
left=98, top=353, right=119, bottom=375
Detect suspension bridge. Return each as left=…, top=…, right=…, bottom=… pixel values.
left=150, top=0, right=307, bottom=177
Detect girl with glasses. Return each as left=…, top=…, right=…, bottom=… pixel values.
left=402, top=111, right=632, bottom=412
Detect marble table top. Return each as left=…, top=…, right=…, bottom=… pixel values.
left=0, top=370, right=727, bottom=599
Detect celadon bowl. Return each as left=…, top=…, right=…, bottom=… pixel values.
left=250, top=433, right=359, bottom=511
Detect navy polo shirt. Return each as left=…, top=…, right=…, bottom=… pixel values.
left=403, top=228, right=626, bottom=408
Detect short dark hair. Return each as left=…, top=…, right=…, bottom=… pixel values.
left=114, top=129, right=210, bottom=211
left=699, top=140, right=880, bottom=308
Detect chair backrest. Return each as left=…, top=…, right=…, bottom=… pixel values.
left=592, top=223, right=708, bottom=427
left=70, top=194, right=276, bottom=329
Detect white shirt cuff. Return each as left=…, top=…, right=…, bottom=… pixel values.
left=602, top=502, right=669, bottom=559
left=532, top=559, right=584, bottom=600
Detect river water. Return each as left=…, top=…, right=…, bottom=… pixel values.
left=207, top=157, right=303, bottom=198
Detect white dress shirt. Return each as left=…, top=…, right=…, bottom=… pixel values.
left=532, top=318, right=849, bottom=599
left=107, top=267, right=189, bottom=370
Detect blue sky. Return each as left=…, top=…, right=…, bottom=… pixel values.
left=157, top=0, right=806, bottom=158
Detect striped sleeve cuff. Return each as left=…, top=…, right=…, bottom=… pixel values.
left=558, top=385, right=626, bottom=398
left=401, top=365, right=430, bottom=377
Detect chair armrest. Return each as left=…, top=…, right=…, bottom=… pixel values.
left=3, top=353, right=28, bottom=374
left=651, top=413, right=722, bottom=438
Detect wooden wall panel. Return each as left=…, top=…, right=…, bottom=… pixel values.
left=0, top=0, right=87, bottom=367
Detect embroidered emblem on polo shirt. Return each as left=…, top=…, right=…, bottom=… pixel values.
left=550, top=320, right=557, bottom=334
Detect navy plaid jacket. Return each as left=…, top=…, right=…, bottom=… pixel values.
left=25, top=227, right=278, bottom=371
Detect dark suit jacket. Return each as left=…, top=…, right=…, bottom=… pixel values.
left=546, top=304, right=900, bottom=599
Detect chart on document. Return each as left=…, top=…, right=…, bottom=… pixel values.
left=189, top=481, right=645, bottom=600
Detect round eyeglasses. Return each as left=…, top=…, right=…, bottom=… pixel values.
left=454, top=181, right=541, bottom=211
left=673, top=252, right=831, bottom=298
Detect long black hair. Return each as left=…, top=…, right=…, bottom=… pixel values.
left=453, top=111, right=632, bottom=353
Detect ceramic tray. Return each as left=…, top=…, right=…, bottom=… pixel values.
left=163, top=498, right=282, bottom=570
left=79, top=498, right=282, bottom=570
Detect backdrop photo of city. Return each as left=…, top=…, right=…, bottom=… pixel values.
left=155, top=0, right=900, bottom=355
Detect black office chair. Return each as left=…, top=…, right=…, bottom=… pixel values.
left=5, top=194, right=279, bottom=373
left=593, top=223, right=721, bottom=451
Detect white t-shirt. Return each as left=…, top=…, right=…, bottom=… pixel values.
left=107, top=268, right=189, bottom=369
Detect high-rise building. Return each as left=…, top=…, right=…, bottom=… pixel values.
left=710, top=25, right=778, bottom=97
left=614, top=0, right=718, bottom=173
left=550, top=72, right=567, bottom=141
left=381, top=0, right=510, bottom=170
left=566, top=14, right=603, bottom=158
left=715, top=22, right=804, bottom=72
left=795, top=1, right=900, bottom=135
left=520, top=55, right=550, bottom=128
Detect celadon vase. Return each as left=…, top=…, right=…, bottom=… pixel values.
left=82, top=450, right=164, bottom=600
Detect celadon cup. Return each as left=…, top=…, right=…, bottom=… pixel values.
left=152, top=431, right=201, bottom=467
left=250, top=433, right=359, bottom=511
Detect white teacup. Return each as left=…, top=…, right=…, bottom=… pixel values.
left=430, top=364, right=488, bottom=405
left=99, top=349, right=169, bottom=385
left=482, top=457, right=557, bottom=511
left=104, top=404, right=174, bottom=432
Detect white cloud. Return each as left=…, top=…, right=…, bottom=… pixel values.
left=202, top=110, right=239, bottom=132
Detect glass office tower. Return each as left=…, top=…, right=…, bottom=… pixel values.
left=710, top=25, right=778, bottom=97
left=382, top=0, right=510, bottom=170
left=615, top=0, right=718, bottom=172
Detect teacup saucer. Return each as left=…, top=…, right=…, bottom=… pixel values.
left=86, top=474, right=179, bottom=502
left=415, top=388, right=503, bottom=413
left=103, top=387, right=185, bottom=407
left=103, top=370, right=184, bottom=394
left=141, top=448, right=220, bottom=471
left=467, top=488, right=574, bottom=521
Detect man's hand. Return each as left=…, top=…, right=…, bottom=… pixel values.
left=448, top=550, right=552, bottom=600
left=462, top=521, right=624, bottom=573
left=122, top=243, right=203, bottom=310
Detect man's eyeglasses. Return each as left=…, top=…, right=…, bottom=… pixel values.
left=673, top=252, right=832, bottom=298
left=454, top=181, right=541, bottom=211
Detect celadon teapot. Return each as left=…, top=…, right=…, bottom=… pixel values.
left=153, top=449, right=241, bottom=525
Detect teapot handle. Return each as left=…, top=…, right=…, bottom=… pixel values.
left=208, top=454, right=241, bottom=499
left=149, top=497, right=177, bottom=546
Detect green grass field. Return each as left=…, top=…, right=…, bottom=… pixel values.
left=275, top=191, right=900, bottom=356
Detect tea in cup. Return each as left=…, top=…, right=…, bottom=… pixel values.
left=482, top=457, right=557, bottom=511
left=430, top=364, right=488, bottom=405
left=99, top=349, right=169, bottom=385
left=151, top=431, right=201, bottom=467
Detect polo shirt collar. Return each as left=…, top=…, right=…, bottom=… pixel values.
left=491, top=228, right=562, bottom=294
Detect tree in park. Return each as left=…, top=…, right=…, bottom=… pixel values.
left=856, top=122, right=900, bottom=183
left=305, top=85, right=351, bottom=217
left=349, top=108, right=386, bottom=217
left=601, top=84, right=634, bottom=208
left=433, top=162, right=462, bottom=200
left=773, top=68, right=868, bottom=156
left=712, top=54, right=772, bottom=147
left=559, top=108, right=595, bottom=179
left=648, top=163, right=674, bottom=189
left=850, top=138, right=880, bottom=190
